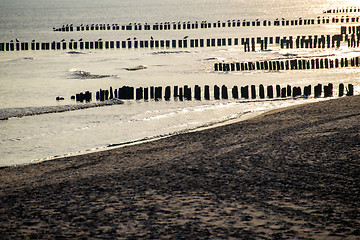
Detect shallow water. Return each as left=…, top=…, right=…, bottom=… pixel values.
left=0, top=0, right=360, bottom=166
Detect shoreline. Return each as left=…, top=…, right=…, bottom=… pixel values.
left=6, top=96, right=330, bottom=168
left=1, top=95, right=359, bottom=239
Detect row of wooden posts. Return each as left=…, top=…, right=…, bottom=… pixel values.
left=323, top=7, right=360, bottom=14
left=1, top=31, right=356, bottom=52
left=214, top=56, right=360, bottom=72
left=53, top=15, right=360, bottom=32
left=72, top=83, right=354, bottom=103
left=242, top=34, right=348, bottom=51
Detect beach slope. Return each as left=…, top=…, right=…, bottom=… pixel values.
left=1, top=96, right=359, bottom=239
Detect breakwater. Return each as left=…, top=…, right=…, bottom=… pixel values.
left=1, top=30, right=359, bottom=52
left=214, top=56, right=360, bottom=72
left=52, top=15, right=360, bottom=32
left=71, top=83, right=354, bottom=103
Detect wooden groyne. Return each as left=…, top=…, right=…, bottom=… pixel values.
left=71, top=83, right=354, bottom=103
left=323, top=7, right=360, bottom=14
left=214, top=56, right=360, bottom=72
left=1, top=30, right=358, bottom=53
left=52, top=15, right=360, bottom=32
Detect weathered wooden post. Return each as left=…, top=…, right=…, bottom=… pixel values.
left=267, top=85, right=274, bottom=98
left=214, top=85, right=220, bottom=100
left=205, top=85, right=210, bottom=100
left=76, top=93, right=84, bottom=102
left=287, top=85, right=292, bottom=97
left=184, top=85, right=191, bottom=100
left=276, top=85, right=281, bottom=98
left=259, top=85, right=265, bottom=99
left=195, top=85, right=201, bottom=100
left=136, top=87, right=143, bottom=100
left=324, top=83, right=333, bottom=97
left=251, top=38, right=255, bottom=51
left=314, top=84, right=322, bottom=98
left=346, top=84, right=354, bottom=96
left=85, top=92, right=91, bottom=102
left=150, top=86, right=154, bottom=99
left=292, top=87, right=300, bottom=98
left=240, top=86, right=249, bottom=99
left=218, top=62, right=223, bottom=71
left=251, top=85, right=256, bottom=99
left=304, top=85, right=311, bottom=97
left=338, top=83, right=344, bottom=97
left=164, top=86, right=171, bottom=101
left=109, top=87, right=114, bottom=99
left=100, top=89, right=105, bottom=101
left=179, top=87, right=183, bottom=101
left=155, top=87, right=162, bottom=101
left=232, top=86, right=238, bottom=99
left=221, top=85, right=228, bottom=99
left=173, top=86, right=179, bottom=99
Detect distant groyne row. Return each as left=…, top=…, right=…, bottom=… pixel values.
left=70, top=83, right=354, bottom=103
left=1, top=29, right=359, bottom=52
left=52, top=15, right=360, bottom=32
left=323, top=7, right=360, bottom=14
left=214, top=56, right=360, bottom=72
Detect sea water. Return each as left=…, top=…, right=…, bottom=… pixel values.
left=1, top=0, right=360, bottom=166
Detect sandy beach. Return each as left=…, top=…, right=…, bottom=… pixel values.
left=1, top=96, right=359, bottom=239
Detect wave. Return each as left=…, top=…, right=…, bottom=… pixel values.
left=69, top=69, right=116, bottom=79
left=0, top=99, right=123, bottom=120
left=23, top=57, right=36, bottom=60
left=124, top=65, right=147, bottom=71
left=66, top=51, right=86, bottom=55
left=203, top=57, right=218, bottom=61
left=151, top=50, right=191, bottom=55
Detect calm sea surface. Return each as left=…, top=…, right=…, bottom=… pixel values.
left=1, top=0, right=359, bottom=166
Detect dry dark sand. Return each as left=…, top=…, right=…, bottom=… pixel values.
left=1, top=96, right=359, bottom=239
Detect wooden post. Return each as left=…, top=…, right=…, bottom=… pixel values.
left=205, top=85, right=210, bottom=100
left=214, top=85, right=220, bottom=100
left=164, top=86, right=171, bottom=101
left=221, top=85, right=228, bottom=99
left=184, top=85, right=191, bottom=100
left=195, top=85, right=201, bottom=100
left=338, top=83, right=344, bottom=97
left=287, top=85, right=292, bottom=97
left=276, top=85, right=281, bottom=98
left=150, top=86, right=154, bottom=99
left=214, top=63, right=219, bottom=71
left=314, top=84, right=322, bottom=98
left=173, top=86, right=179, bottom=99
left=304, top=85, right=311, bottom=96
left=251, top=85, right=256, bottom=99
left=267, top=85, right=274, bottom=98
left=259, top=85, right=265, bottom=99
left=109, top=87, right=113, bottom=99
left=155, top=87, right=162, bottom=101
left=136, top=87, right=143, bottom=100
left=324, top=83, right=333, bottom=97
left=232, top=86, right=238, bottom=99
left=241, top=86, right=249, bottom=99
left=346, top=84, right=354, bottom=96
left=179, top=87, right=183, bottom=101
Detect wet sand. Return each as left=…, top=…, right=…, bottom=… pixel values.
left=1, top=96, right=359, bottom=239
